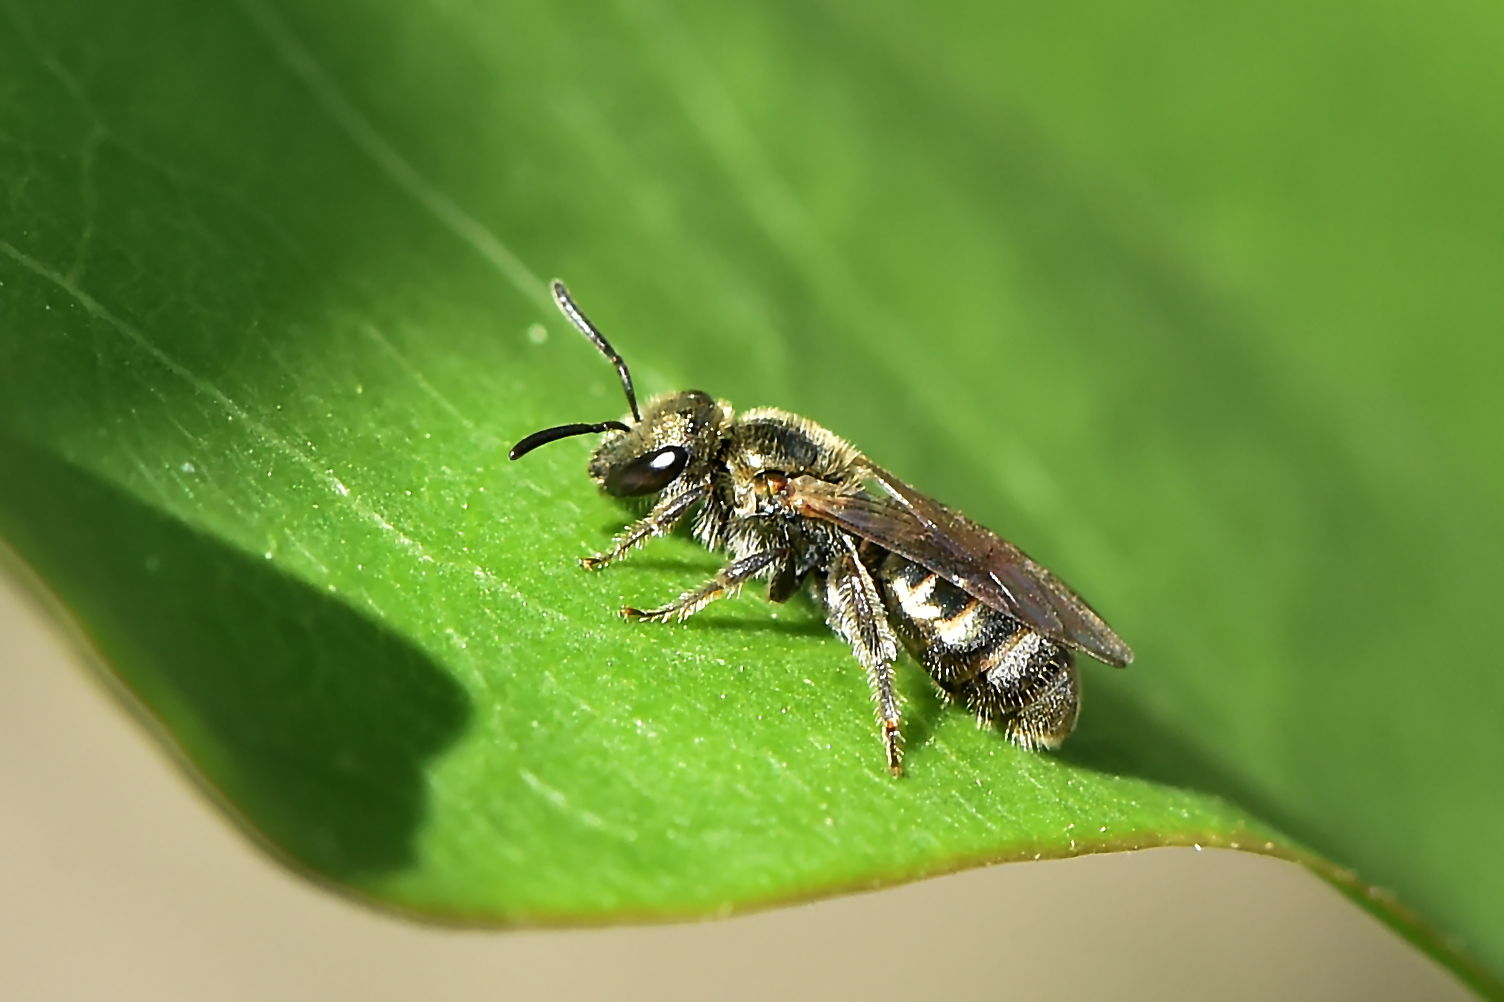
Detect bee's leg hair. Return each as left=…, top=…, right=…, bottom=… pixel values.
left=824, top=536, right=904, bottom=775
left=623, top=548, right=787, bottom=622
left=582, top=485, right=705, bottom=571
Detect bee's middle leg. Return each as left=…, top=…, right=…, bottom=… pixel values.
left=623, top=548, right=787, bottom=623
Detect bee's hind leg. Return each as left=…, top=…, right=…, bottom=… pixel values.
left=623, top=548, right=786, bottom=623
left=582, top=486, right=704, bottom=570
left=823, top=536, right=904, bottom=775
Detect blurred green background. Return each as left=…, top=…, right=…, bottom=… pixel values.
left=1, top=0, right=1500, bottom=993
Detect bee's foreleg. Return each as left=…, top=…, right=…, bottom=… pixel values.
left=622, top=548, right=787, bottom=622
left=582, top=485, right=704, bottom=571
left=824, top=536, right=904, bottom=775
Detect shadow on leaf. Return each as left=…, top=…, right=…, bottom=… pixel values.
left=0, top=437, right=470, bottom=882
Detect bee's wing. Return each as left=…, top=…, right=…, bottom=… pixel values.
left=784, top=469, right=1133, bottom=666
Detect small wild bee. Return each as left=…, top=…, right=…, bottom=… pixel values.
left=511, top=281, right=1133, bottom=775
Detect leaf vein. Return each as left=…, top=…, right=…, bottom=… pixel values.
left=234, top=0, right=551, bottom=312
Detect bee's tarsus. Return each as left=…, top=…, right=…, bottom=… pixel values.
left=884, top=719, right=904, bottom=777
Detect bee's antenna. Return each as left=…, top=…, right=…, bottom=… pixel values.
left=509, top=420, right=631, bottom=461
left=551, top=279, right=641, bottom=423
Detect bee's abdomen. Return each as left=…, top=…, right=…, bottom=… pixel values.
left=876, top=553, right=1080, bottom=749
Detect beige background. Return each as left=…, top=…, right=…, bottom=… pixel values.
left=0, top=571, right=1470, bottom=1001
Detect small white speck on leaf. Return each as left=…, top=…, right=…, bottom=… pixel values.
left=527, top=323, right=548, bottom=344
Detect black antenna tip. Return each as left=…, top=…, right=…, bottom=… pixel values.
left=508, top=420, right=630, bottom=461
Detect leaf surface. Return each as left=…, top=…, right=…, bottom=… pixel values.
left=1, top=0, right=1501, bottom=994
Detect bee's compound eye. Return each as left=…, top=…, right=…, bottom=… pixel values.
left=605, top=446, right=690, bottom=496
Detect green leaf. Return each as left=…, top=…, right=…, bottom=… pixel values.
left=2, top=0, right=1501, bottom=994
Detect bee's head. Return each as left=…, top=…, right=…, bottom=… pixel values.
left=509, top=281, right=728, bottom=499
left=585, top=390, right=727, bottom=497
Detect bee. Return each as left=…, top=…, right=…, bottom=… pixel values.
left=511, top=281, right=1133, bottom=775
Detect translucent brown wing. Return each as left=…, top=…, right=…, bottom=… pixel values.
left=782, top=469, right=1133, bottom=666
